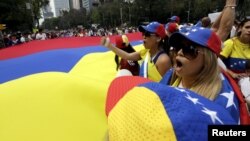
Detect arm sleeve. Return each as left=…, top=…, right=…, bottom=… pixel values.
left=220, top=39, right=234, bottom=58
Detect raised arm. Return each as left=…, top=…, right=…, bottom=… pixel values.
left=100, top=37, right=141, bottom=61
left=211, top=0, right=236, bottom=42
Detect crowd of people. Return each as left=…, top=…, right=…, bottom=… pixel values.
left=0, top=26, right=138, bottom=48
left=1, top=0, right=249, bottom=140
left=101, top=0, right=250, bottom=140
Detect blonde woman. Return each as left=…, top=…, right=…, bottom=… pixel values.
left=104, top=27, right=249, bottom=141
left=166, top=29, right=222, bottom=100
left=160, top=27, right=249, bottom=123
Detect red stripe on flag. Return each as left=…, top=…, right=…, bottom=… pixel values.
left=0, top=32, right=142, bottom=60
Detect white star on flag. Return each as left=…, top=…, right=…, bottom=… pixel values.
left=174, top=87, right=187, bottom=93
left=220, top=91, right=237, bottom=109
left=202, top=107, right=224, bottom=124
left=185, top=94, right=203, bottom=105
left=191, top=28, right=197, bottom=32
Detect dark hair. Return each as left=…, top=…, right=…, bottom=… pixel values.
left=236, top=17, right=250, bottom=36
left=115, top=44, right=136, bottom=70
left=159, top=36, right=171, bottom=55
left=39, top=28, right=43, bottom=33
left=246, top=59, right=250, bottom=70
left=201, top=17, right=211, bottom=28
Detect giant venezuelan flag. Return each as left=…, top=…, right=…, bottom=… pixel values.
left=0, top=33, right=143, bottom=141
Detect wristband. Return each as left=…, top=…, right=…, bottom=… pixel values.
left=224, top=5, right=236, bottom=9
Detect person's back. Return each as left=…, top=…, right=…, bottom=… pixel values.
left=114, top=35, right=139, bottom=76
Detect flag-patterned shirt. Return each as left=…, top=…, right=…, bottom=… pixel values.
left=220, top=37, right=250, bottom=73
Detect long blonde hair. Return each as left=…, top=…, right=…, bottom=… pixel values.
left=170, top=48, right=222, bottom=100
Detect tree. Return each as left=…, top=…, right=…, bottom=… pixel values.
left=0, top=0, right=31, bottom=31
left=2, top=0, right=250, bottom=31
left=0, top=0, right=49, bottom=31
left=31, top=0, right=49, bottom=28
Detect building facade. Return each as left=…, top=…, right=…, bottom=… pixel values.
left=82, top=0, right=91, bottom=12
left=53, top=0, right=70, bottom=17
left=42, top=0, right=102, bottom=19
left=69, top=0, right=81, bottom=10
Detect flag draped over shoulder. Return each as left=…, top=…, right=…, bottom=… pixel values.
left=0, top=33, right=143, bottom=141
left=106, top=76, right=240, bottom=141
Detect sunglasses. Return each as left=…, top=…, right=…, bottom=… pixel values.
left=170, top=44, right=201, bottom=60
left=142, top=31, right=156, bottom=37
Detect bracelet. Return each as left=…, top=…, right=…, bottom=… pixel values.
left=224, top=5, right=236, bottom=9
left=104, top=38, right=110, bottom=47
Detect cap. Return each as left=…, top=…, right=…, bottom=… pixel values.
left=166, top=22, right=179, bottom=33
left=168, top=16, right=180, bottom=23
left=169, top=27, right=221, bottom=55
left=115, top=35, right=129, bottom=49
left=139, top=21, right=166, bottom=38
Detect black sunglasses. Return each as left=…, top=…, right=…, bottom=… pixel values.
left=142, top=31, right=156, bottom=37
left=170, top=43, right=201, bottom=60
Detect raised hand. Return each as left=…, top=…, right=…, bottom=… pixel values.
left=100, top=37, right=110, bottom=47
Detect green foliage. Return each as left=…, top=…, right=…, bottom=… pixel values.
left=42, top=18, right=59, bottom=30
left=0, top=0, right=31, bottom=31
left=31, top=0, right=49, bottom=27
left=91, top=9, right=101, bottom=24
left=1, top=0, right=250, bottom=31
left=0, top=0, right=49, bottom=31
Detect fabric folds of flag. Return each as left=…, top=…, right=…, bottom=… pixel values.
left=106, top=76, right=240, bottom=141
left=0, top=33, right=143, bottom=141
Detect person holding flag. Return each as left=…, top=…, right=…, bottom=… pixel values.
left=101, top=21, right=172, bottom=82
left=105, top=27, right=250, bottom=141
